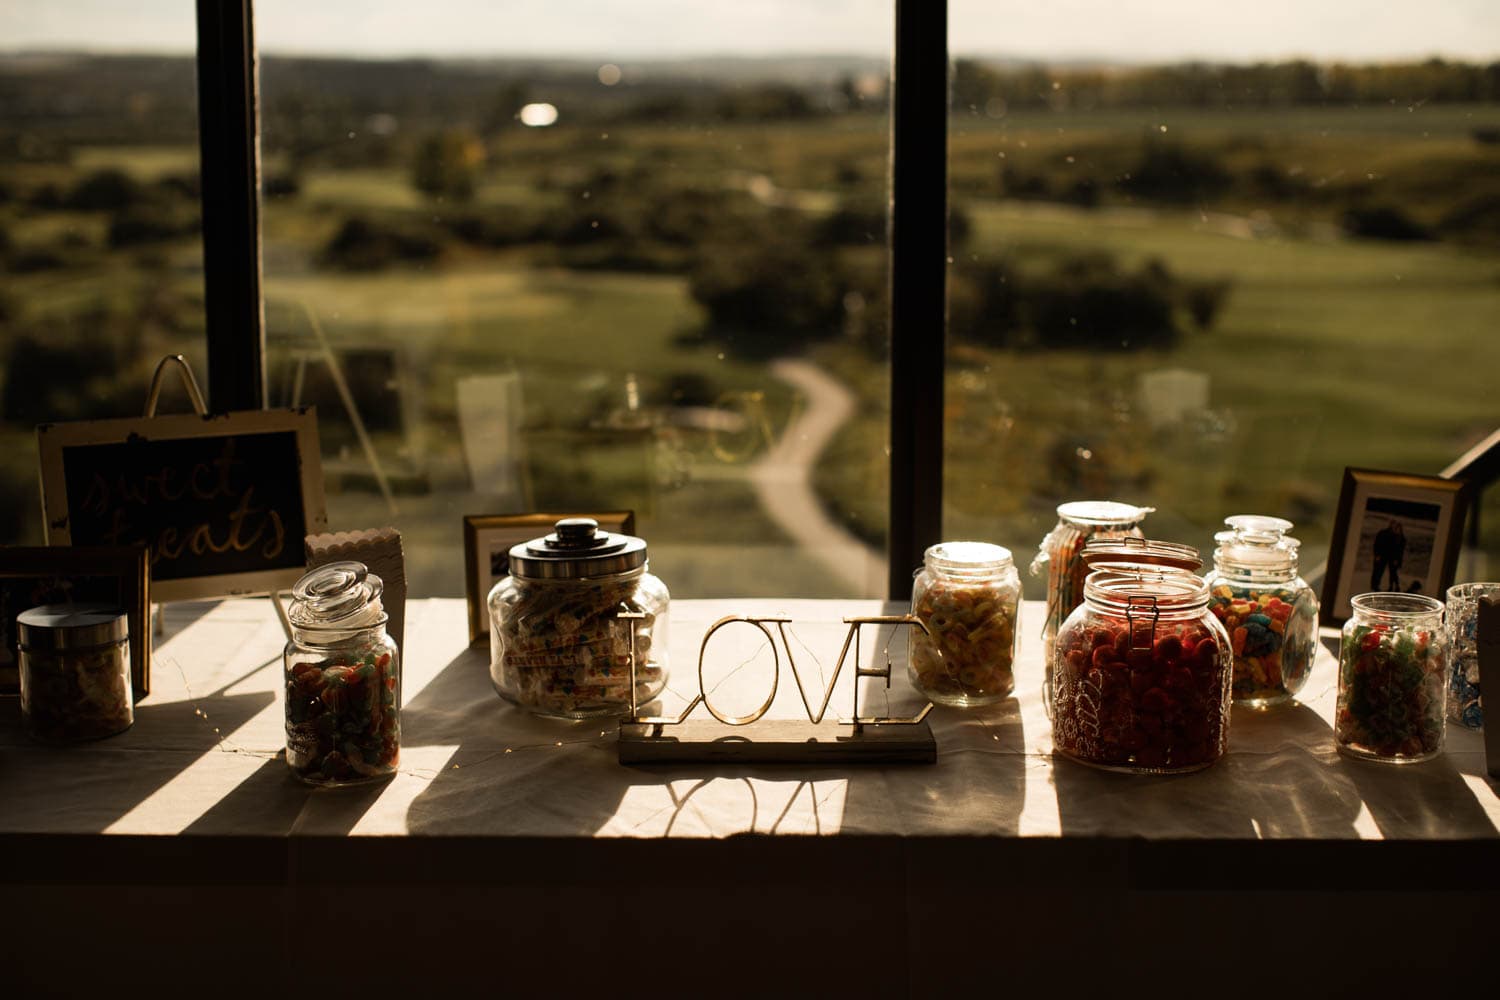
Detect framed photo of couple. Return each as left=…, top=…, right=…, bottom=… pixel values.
left=1320, top=468, right=1471, bottom=627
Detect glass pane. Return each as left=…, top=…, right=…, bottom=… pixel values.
left=946, top=2, right=1500, bottom=593
left=0, top=5, right=204, bottom=546
left=257, top=0, right=894, bottom=599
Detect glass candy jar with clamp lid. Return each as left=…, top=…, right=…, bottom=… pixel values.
left=1204, top=515, right=1319, bottom=708
left=1050, top=539, right=1232, bottom=774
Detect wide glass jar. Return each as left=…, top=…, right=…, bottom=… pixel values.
left=1445, top=582, right=1497, bottom=731
left=1031, top=501, right=1153, bottom=714
left=489, top=517, right=669, bottom=720
left=908, top=541, right=1021, bottom=707
left=284, top=561, right=401, bottom=787
left=1204, top=515, right=1319, bottom=708
left=17, top=604, right=133, bottom=743
left=1051, top=565, right=1233, bottom=774
left=1336, top=593, right=1447, bottom=763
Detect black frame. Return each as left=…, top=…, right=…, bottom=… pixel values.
left=196, top=1, right=948, bottom=598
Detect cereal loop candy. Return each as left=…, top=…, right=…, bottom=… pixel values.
left=908, top=541, right=1021, bottom=708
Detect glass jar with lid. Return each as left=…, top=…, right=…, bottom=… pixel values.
left=489, top=517, right=669, bottom=720
left=908, top=541, right=1021, bottom=707
left=1336, top=593, right=1447, bottom=763
left=1204, top=515, right=1319, bottom=708
left=1050, top=541, right=1232, bottom=774
left=1030, top=501, right=1154, bottom=715
left=18, top=604, right=133, bottom=743
left=284, top=561, right=401, bottom=786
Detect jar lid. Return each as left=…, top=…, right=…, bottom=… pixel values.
left=508, top=518, right=648, bottom=580
left=1084, top=566, right=1210, bottom=609
left=1081, top=536, right=1202, bottom=572
left=17, top=603, right=128, bottom=651
left=288, top=561, right=387, bottom=630
left=1213, top=514, right=1300, bottom=572
left=1056, top=500, right=1155, bottom=528
left=924, top=540, right=1013, bottom=574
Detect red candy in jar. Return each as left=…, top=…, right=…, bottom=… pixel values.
left=1050, top=564, right=1233, bottom=774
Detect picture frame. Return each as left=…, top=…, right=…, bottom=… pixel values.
left=0, top=545, right=152, bottom=698
left=1320, top=468, right=1471, bottom=627
left=463, top=511, right=635, bottom=647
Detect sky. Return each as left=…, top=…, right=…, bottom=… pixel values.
left=1, top=0, right=1497, bottom=63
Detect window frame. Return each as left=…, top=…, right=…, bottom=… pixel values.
left=195, top=0, right=947, bottom=598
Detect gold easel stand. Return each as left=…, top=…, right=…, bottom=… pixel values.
left=618, top=614, right=936, bottom=765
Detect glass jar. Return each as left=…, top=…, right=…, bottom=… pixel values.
left=1030, top=501, right=1153, bottom=715
left=489, top=517, right=669, bottom=720
left=284, top=561, right=401, bottom=787
left=1204, top=515, right=1319, bottom=708
left=17, top=604, right=133, bottom=743
left=1445, top=582, right=1497, bottom=730
left=1336, top=593, right=1447, bottom=763
left=1051, top=565, right=1233, bottom=774
left=908, top=541, right=1021, bottom=707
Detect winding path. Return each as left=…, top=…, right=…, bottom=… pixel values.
left=749, top=358, right=885, bottom=595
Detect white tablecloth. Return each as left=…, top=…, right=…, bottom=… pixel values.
left=4, top=597, right=1496, bottom=842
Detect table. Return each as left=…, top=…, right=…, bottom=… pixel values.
left=4, top=598, right=1497, bottom=995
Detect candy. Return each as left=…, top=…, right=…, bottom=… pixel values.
left=1444, top=584, right=1495, bottom=730
left=1335, top=623, right=1445, bottom=761
left=1051, top=613, right=1232, bottom=772
left=1207, top=583, right=1317, bottom=706
left=20, top=644, right=133, bottom=743
left=285, top=642, right=400, bottom=785
left=909, top=575, right=1020, bottom=704
left=493, top=574, right=667, bottom=717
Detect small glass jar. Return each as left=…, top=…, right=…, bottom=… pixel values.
left=284, top=561, right=401, bottom=787
left=908, top=541, right=1021, bottom=707
left=1445, top=582, right=1497, bottom=730
left=1204, top=515, right=1319, bottom=708
left=489, top=517, right=669, bottom=720
left=1051, top=564, right=1233, bottom=774
left=17, top=604, right=133, bottom=743
left=1030, top=500, right=1153, bottom=715
left=1336, top=593, right=1447, bottom=763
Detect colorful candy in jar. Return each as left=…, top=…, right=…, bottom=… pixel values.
left=1335, top=593, right=1446, bottom=762
left=1208, top=585, right=1317, bottom=704
left=286, top=644, right=400, bottom=784
left=1204, top=515, right=1319, bottom=707
left=1445, top=582, right=1496, bottom=730
left=909, top=541, right=1021, bottom=706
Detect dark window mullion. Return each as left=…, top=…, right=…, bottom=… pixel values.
left=196, top=0, right=265, bottom=412
left=888, top=0, right=948, bottom=598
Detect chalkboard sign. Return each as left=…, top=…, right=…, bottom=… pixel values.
left=38, top=409, right=326, bottom=601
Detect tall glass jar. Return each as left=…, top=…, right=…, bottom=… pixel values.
left=908, top=541, right=1021, bottom=707
left=489, top=517, right=669, bottom=720
left=284, top=561, right=401, bottom=787
left=1051, top=565, right=1233, bottom=774
left=1336, top=593, right=1447, bottom=763
left=17, top=604, right=133, bottom=743
left=1030, top=501, right=1153, bottom=715
left=1204, top=515, right=1319, bottom=708
left=1445, top=582, right=1497, bottom=731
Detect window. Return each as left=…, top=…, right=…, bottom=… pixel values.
left=2, top=1, right=1497, bottom=598
left=0, top=4, right=205, bottom=548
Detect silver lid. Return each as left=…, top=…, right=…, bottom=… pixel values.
left=17, top=604, right=129, bottom=651
left=507, top=518, right=648, bottom=580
